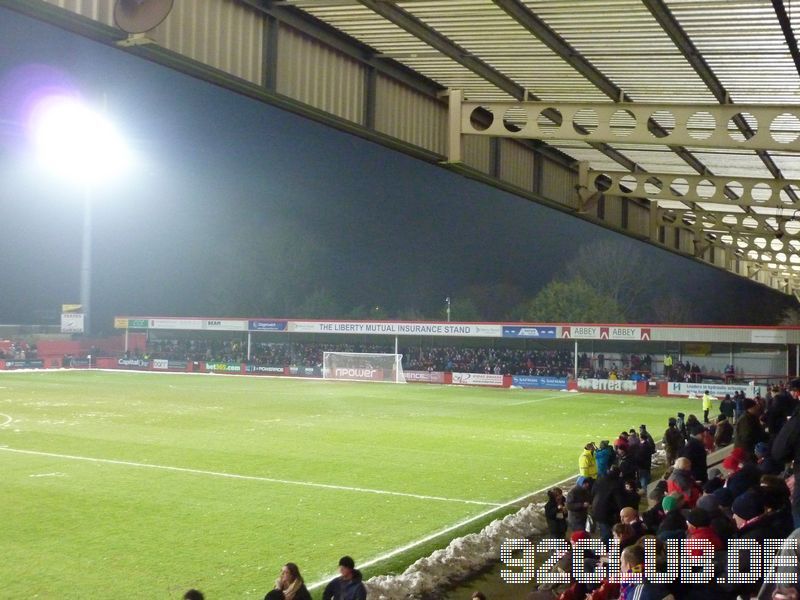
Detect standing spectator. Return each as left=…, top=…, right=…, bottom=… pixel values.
left=566, top=476, right=593, bottom=533
left=617, top=447, right=638, bottom=485
left=734, top=398, right=766, bottom=458
left=545, top=487, right=568, bottom=539
left=591, top=466, right=624, bottom=544
left=767, top=380, right=798, bottom=439
left=719, top=394, right=735, bottom=420
left=594, top=441, right=615, bottom=478
left=579, top=443, right=597, bottom=479
left=635, top=427, right=656, bottom=491
left=702, top=390, right=714, bottom=424
left=680, top=425, right=708, bottom=484
left=714, top=415, right=733, bottom=447
left=275, top=563, right=312, bottom=600
left=734, top=391, right=745, bottom=420
left=322, top=556, right=367, bottom=600
left=772, top=394, right=800, bottom=527
left=663, top=418, right=684, bottom=467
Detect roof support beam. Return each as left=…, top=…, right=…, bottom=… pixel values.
left=580, top=168, right=800, bottom=210
left=356, top=0, right=639, bottom=172
left=459, top=99, right=800, bottom=153
left=642, top=0, right=795, bottom=187
left=771, top=0, right=800, bottom=79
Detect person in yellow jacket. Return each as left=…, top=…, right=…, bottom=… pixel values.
left=578, top=442, right=597, bottom=478
left=702, top=390, right=714, bottom=424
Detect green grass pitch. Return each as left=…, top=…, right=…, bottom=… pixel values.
left=0, top=371, right=697, bottom=598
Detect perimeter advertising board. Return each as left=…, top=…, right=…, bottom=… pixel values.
left=404, top=370, right=446, bottom=384
left=512, top=375, right=567, bottom=389
left=452, top=372, right=505, bottom=386
left=667, top=382, right=761, bottom=398
left=577, top=378, right=639, bottom=393
left=289, top=321, right=502, bottom=337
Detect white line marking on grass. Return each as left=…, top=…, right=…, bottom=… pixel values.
left=507, top=393, right=579, bottom=406
left=0, top=413, right=12, bottom=427
left=305, top=470, right=580, bottom=590
left=0, top=447, right=500, bottom=507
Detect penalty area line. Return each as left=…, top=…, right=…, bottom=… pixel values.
left=306, top=470, right=579, bottom=590
left=0, top=446, right=500, bottom=508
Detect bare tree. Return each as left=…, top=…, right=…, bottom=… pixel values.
left=565, top=239, right=655, bottom=320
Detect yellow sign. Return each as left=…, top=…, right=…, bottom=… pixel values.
left=114, top=318, right=129, bottom=329
left=62, top=304, right=82, bottom=313
left=684, top=343, right=712, bottom=356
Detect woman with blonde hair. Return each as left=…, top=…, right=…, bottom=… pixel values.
left=273, top=562, right=311, bottom=600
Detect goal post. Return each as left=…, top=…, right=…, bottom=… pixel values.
left=322, top=352, right=406, bottom=383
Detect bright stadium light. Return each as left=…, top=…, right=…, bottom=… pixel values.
left=30, top=95, right=130, bottom=184
left=29, top=95, right=131, bottom=335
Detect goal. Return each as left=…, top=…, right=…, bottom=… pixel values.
left=322, top=352, right=406, bottom=383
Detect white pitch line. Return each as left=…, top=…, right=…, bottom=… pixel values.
left=0, top=413, right=12, bottom=427
left=305, top=470, right=580, bottom=591
left=0, top=447, right=500, bottom=507
left=506, top=393, right=577, bottom=407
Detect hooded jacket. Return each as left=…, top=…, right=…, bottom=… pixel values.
left=322, top=570, right=367, bottom=600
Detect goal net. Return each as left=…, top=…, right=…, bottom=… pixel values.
left=322, top=352, right=406, bottom=383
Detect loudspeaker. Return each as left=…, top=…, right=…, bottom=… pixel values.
left=114, top=0, right=174, bottom=34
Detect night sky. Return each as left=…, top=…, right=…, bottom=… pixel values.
left=0, top=7, right=795, bottom=331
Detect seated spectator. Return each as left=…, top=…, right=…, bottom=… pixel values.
left=759, top=475, right=795, bottom=538
left=183, top=591, right=204, bottom=600
left=322, top=556, right=366, bottom=600
left=619, top=544, right=672, bottom=600
left=619, top=506, right=646, bottom=540
left=274, top=563, right=311, bottom=600
left=667, top=458, right=700, bottom=508
left=685, top=507, right=723, bottom=554
left=725, top=461, right=761, bottom=499
left=755, top=442, right=782, bottom=475
left=612, top=522, right=637, bottom=550
left=265, top=591, right=285, bottom=600
left=657, top=494, right=687, bottom=542
left=642, top=488, right=666, bottom=534
left=722, top=446, right=747, bottom=475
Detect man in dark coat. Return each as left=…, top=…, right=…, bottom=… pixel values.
left=767, top=381, right=798, bottom=440
left=719, top=394, right=735, bottom=420
left=566, top=476, right=593, bottom=533
left=713, top=415, right=733, bottom=447
left=591, top=466, right=624, bottom=544
left=734, top=398, right=766, bottom=458
left=680, top=425, right=708, bottom=484
left=772, top=388, right=800, bottom=528
left=322, top=556, right=367, bottom=600
left=663, top=417, right=684, bottom=467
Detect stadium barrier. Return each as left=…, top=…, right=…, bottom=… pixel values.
left=0, top=360, right=664, bottom=396
left=658, top=381, right=763, bottom=398
left=569, top=378, right=648, bottom=395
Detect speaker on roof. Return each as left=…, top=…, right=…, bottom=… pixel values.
left=114, top=0, right=174, bottom=34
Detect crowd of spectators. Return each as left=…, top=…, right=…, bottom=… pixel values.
left=531, top=380, right=800, bottom=600
left=142, top=340, right=660, bottom=379
left=0, top=339, right=36, bottom=360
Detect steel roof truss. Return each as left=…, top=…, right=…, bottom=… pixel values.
left=458, top=100, right=800, bottom=153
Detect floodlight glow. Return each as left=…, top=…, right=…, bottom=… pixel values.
left=31, top=96, right=130, bottom=184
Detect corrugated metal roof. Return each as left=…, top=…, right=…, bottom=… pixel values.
left=291, top=0, right=800, bottom=285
